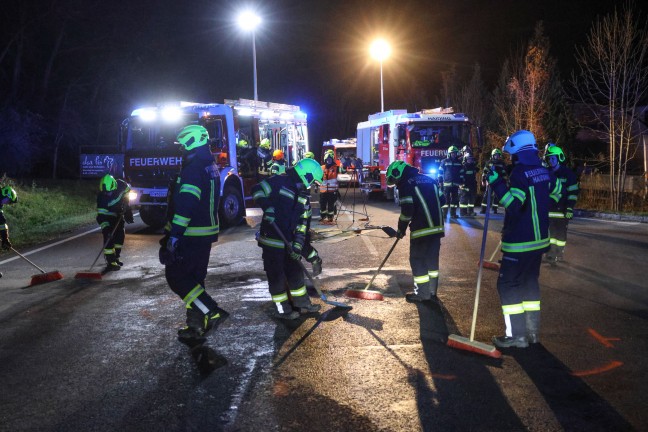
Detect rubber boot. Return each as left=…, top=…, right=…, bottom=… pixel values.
left=406, top=281, right=431, bottom=303
left=291, top=291, right=322, bottom=314
left=274, top=300, right=300, bottom=320
left=104, top=255, right=121, bottom=272
left=178, top=307, right=206, bottom=344
left=492, top=335, right=529, bottom=348
left=556, top=246, right=565, bottom=262
left=526, top=311, right=540, bottom=344
left=450, top=209, right=458, bottom=218
left=544, top=245, right=557, bottom=263
left=480, top=206, right=487, bottom=214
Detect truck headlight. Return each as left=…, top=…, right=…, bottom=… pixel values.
left=128, top=191, right=138, bottom=201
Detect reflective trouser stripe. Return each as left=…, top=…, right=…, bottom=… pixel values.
left=184, top=284, right=205, bottom=308
left=502, top=303, right=525, bottom=315
left=523, top=301, right=540, bottom=311
left=290, top=286, right=307, bottom=297
left=428, top=270, right=439, bottom=279
left=550, top=238, right=567, bottom=247
left=272, top=293, right=289, bottom=303
left=414, top=275, right=430, bottom=284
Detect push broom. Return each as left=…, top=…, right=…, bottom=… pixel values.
left=75, top=217, right=123, bottom=280
left=344, top=227, right=401, bottom=301
left=481, top=240, right=502, bottom=271
left=271, top=221, right=352, bottom=310
left=447, top=186, right=502, bottom=358
left=10, top=247, right=64, bottom=286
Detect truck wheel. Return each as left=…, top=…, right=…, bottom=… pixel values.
left=220, top=185, right=244, bottom=228
left=139, top=205, right=167, bottom=229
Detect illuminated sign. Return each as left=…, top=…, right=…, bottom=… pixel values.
left=80, top=154, right=124, bottom=178
left=127, top=156, right=183, bottom=168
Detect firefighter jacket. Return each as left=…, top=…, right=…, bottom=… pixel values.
left=549, top=165, right=579, bottom=218
left=96, top=179, right=131, bottom=228
left=462, top=159, right=478, bottom=190
left=320, top=164, right=339, bottom=193
left=0, top=204, right=7, bottom=235
left=167, top=146, right=220, bottom=242
left=438, top=157, right=464, bottom=187
left=396, top=166, right=445, bottom=240
left=270, top=160, right=286, bottom=175
left=491, top=162, right=562, bottom=254
left=482, top=158, right=508, bottom=187
left=252, top=171, right=309, bottom=250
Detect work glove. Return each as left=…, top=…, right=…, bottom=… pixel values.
left=396, top=229, right=405, bottom=239
left=311, top=257, right=323, bottom=276
left=289, top=250, right=302, bottom=261
left=565, top=209, right=574, bottom=220
left=124, top=209, right=135, bottom=224
left=487, top=170, right=499, bottom=185
left=263, top=209, right=276, bottom=224
left=166, top=236, right=179, bottom=255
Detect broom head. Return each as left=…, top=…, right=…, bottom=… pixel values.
left=482, top=261, right=501, bottom=271
left=74, top=272, right=103, bottom=280
left=344, top=288, right=384, bottom=301
left=29, top=271, right=64, bottom=286
left=447, top=334, right=502, bottom=359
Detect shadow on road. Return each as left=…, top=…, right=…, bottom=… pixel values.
left=510, top=344, right=634, bottom=431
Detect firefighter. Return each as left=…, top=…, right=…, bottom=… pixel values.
left=269, top=149, right=287, bottom=175
left=303, top=151, right=315, bottom=159
left=460, top=153, right=478, bottom=216
left=438, top=145, right=465, bottom=219
left=252, top=158, right=324, bottom=319
left=486, top=130, right=562, bottom=348
left=544, top=144, right=579, bottom=263
left=96, top=174, right=134, bottom=271
left=319, top=150, right=339, bottom=224
left=257, top=138, right=272, bottom=173
left=160, top=125, right=229, bottom=345
left=480, top=148, right=508, bottom=214
left=0, top=186, right=18, bottom=253
left=385, top=161, right=445, bottom=302
left=460, top=145, right=473, bottom=162
left=236, top=139, right=257, bottom=176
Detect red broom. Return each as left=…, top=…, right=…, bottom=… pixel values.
left=480, top=240, right=502, bottom=271
left=447, top=186, right=502, bottom=358
left=10, top=248, right=64, bottom=286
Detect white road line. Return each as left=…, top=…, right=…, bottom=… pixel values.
left=0, top=212, right=140, bottom=266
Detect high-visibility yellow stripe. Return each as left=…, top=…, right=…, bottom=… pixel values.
left=522, top=301, right=540, bottom=311
left=502, top=303, right=525, bottom=315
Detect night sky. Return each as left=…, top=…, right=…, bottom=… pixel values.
left=2, top=0, right=643, bottom=168
left=112, top=0, right=632, bottom=146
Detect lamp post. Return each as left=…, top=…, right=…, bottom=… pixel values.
left=370, top=39, right=391, bottom=113
left=237, top=11, right=262, bottom=102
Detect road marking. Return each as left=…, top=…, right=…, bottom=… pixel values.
left=570, top=361, right=623, bottom=377
left=577, top=217, right=641, bottom=226
left=0, top=212, right=141, bottom=266
left=588, top=328, right=620, bottom=348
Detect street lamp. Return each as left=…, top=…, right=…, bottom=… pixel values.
left=370, top=39, right=391, bottom=113
left=237, top=11, right=262, bottom=102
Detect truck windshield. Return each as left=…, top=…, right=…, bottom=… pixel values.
left=126, top=121, right=181, bottom=151
left=408, top=123, right=471, bottom=149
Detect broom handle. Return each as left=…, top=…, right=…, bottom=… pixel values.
left=88, top=216, right=123, bottom=271
left=364, top=237, right=400, bottom=291
left=487, top=240, right=502, bottom=263
left=11, top=248, right=46, bottom=274
left=470, top=186, right=491, bottom=341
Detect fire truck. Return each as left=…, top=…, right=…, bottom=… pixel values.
left=356, top=108, right=475, bottom=200
left=119, top=98, right=310, bottom=228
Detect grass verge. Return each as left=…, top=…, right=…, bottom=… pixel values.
left=1, top=177, right=97, bottom=252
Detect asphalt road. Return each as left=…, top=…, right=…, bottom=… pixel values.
left=0, top=190, right=646, bottom=431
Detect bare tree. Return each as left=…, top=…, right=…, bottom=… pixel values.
left=572, top=3, right=648, bottom=211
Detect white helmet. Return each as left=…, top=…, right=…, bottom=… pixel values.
left=503, top=130, right=537, bottom=155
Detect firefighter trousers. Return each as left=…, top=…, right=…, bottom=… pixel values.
left=319, top=192, right=337, bottom=221
left=102, top=218, right=125, bottom=263
left=165, top=237, right=219, bottom=315
left=459, top=187, right=477, bottom=215
left=442, top=186, right=460, bottom=216
left=548, top=217, right=569, bottom=259
left=496, top=251, right=542, bottom=338
left=409, top=236, right=441, bottom=298
left=262, top=246, right=313, bottom=313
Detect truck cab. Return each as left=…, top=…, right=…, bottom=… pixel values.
left=119, top=99, right=310, bottom=229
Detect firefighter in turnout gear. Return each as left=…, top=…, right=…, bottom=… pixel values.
left=386, top=161, right=445, bottom=302
left=161, top=125, right=229, bottom=345
left=460, top=152, right=478, bottom=216
left=252, top=158, right=324, bottom=319
left=438, top=146, right=465, bottom=219
left=544, top=144, right=579, bottom=263
left=487, top=130, right=562, bottom=348
left=96, top=174, right=134, bottom=271
left=269, top=149, right=286, bottom=175
left=481, top=148, right=508, bottom=214
left=257, top=138, right=272, bottom=173
left=0, top=186, right=18, bottom=253
left=319, top=150, right=339, bottom=224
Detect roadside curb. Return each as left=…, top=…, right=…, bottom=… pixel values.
left=574, top=209, right=648, bottom=223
